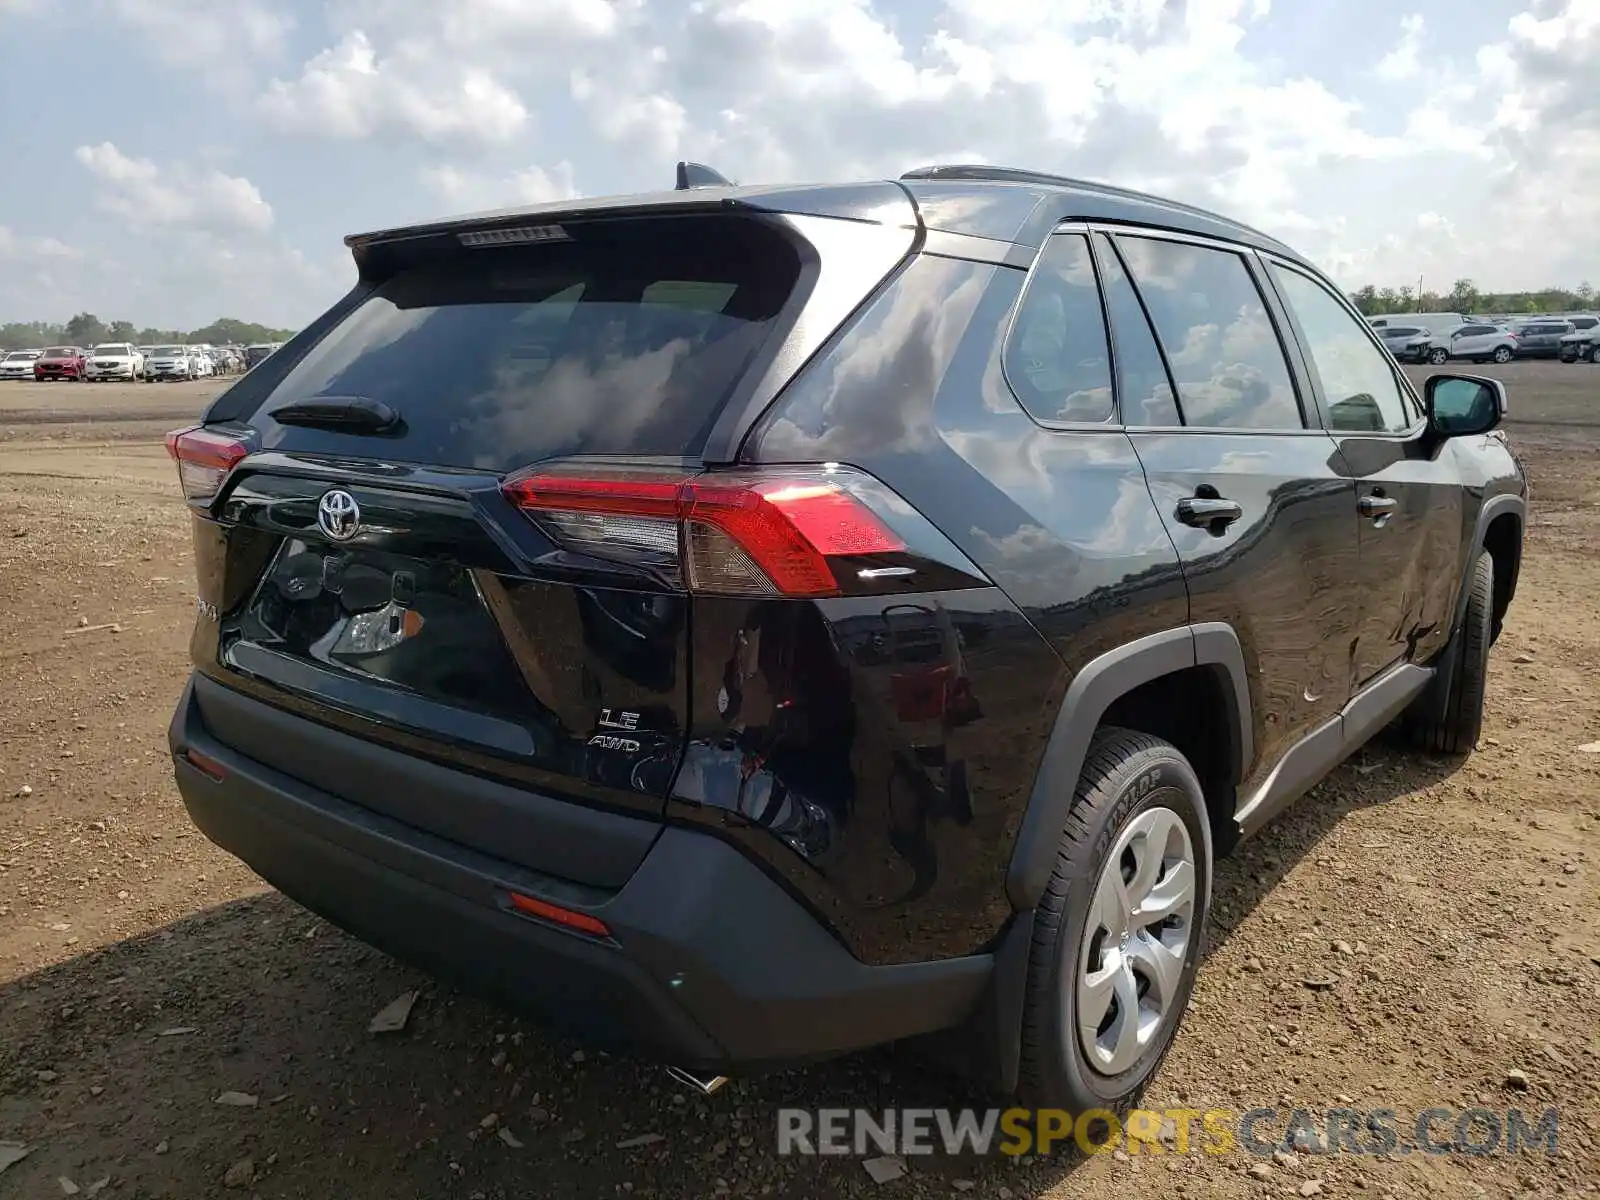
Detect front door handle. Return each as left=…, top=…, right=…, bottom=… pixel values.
left=1358, top=494, right=1399, bottom=519
left=1175, top=496, right=1243, bottom=530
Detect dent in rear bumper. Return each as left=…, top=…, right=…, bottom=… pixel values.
left=167, top=678, right=991, bottom=1069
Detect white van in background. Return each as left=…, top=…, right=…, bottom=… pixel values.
left=1367, top=312, right=1468, bottom=336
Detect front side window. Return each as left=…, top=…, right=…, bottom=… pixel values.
left=1268, top=263, right=1414, bottom=434
left=1003, top=233, right=1114, bottom=423
left=1115, top=236, right=1302, bottom=430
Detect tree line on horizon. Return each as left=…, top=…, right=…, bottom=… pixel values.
left=1348, top=278, right=1596, bottom=317
left=0, top=312, right=298, bottom=352
left=5, top=280, right=1594, bottom=353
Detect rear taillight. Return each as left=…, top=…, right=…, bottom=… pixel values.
left=165, top=426, right=250, bottom=501
left=502, top=462, right=986, bottom=598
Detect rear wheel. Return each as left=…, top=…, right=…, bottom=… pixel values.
left=1492, top=346, right=1513, bottom=364
left=1017, top=728, right=1210, bottom=1116
left=1428, top=347, right=1449, bottom=365
left=1411, top=552, right=1493, bottom=755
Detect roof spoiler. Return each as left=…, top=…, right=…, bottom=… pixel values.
left=675, top=161, right=736, bottom=190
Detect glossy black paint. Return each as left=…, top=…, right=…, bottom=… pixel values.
left=197, top=465, right=690, bottom=825
left=671, top=588, right=1063, bottom=964
left=175, top=168, right=1528, bottom=1026
left=1131, top=430, right=1360, bottom=791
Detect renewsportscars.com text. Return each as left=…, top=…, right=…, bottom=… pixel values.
left=776, top=1106, right=1560, bottom=1158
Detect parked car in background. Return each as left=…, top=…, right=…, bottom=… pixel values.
left=1558, top=324, right=1600, bottom=363
left=243, top=343, right=276, bottom=368
left=1420, top=322, right=1519, bottom=365
left=1377, top=323, right=1430, bottom=362
left=164, top=161, right=1526, bottom=1114
left=34, top=346, right=87, bottom=381
left=1368, top=312, right=1465, bottom=336
left=0, top=349, right=43, bottom=380
left=86, top=342, right=147, bottom=381
left=1509, top=320, right=1573, bottom=358
left=147, top=346, right=195, bottom=381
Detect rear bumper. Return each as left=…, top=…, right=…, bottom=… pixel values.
left=168, top=676, right=990, bottom=1071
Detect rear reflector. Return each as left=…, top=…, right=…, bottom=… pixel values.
left=165, top=426, right=251, bottom=501
left=182, top=747, right=229, bottom=782
left=503, top=464, right=906, bottom=598
left=507, top=891, right=611, bottom=938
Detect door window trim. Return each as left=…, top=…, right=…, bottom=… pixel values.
left=1259, top=252, right=1428, bottom=437
left=1087, top=230, right=1185, bottom=428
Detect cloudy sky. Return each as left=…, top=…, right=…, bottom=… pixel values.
left=0, top=0, right=1595, bottom=329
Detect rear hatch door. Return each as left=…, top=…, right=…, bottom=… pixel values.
left=189, top=212, right=815, bottom=845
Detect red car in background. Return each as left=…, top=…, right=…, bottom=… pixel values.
left=34, top=347, right=87, bottom=381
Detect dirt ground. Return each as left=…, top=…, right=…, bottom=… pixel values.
left=1, top=366, right=1597, bottom=1199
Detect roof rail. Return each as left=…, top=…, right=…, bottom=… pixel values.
left=676, top=161, right=737, bottom=190
left=899, top=163, right=1289, bottom=250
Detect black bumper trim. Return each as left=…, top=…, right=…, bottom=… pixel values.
left=169, top=678, right=991, bottom=1070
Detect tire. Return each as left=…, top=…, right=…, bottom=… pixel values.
left=1411, top=552, right=1493, bottom=756
left=1492, top=346, right=1513, bottom=364
left=1585, top=345, right=1599, bottom=364
left=1017, top=728, right=1211, bottom=1117
left=1428, top=347, right=1449, bottom=365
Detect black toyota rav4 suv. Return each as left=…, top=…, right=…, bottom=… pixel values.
left=166, top=163, right=1526, bottom=1114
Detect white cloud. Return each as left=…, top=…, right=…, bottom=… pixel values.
left=9, top=0, right=1600, bottom=330
left=0, top=226, right=79, bottom=262
left=107, top=0, right=292, bottom=61
left=1376, top=14, right=1426, bottom=81
left=101, top=0, right=293, bottom=96
left=259, top=31, right=529, bottom=145
left=75, top=142, right=274, bottom=234
left=421, top=161, right=580, bottom=212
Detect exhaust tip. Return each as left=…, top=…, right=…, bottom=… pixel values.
left=665, top=1065, right=730, bottom=1096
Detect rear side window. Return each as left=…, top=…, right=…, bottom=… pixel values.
left=1003, top=233, right=1114, bottom=423
left=1115, top=235, right=1303, bottom=430
left=1093, top=233, right=1180, bottom=426
left=248, top=218, right=800, bottom=471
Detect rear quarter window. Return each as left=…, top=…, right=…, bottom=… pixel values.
left=1002, top=233, right=1114, bottom=424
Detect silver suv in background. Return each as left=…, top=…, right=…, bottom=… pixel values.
left=1510, top=319, right=1574, bottom=358
left=1377, top=322, right=1431, bottom=362
left=1417, top=322, right=1520, bottom=365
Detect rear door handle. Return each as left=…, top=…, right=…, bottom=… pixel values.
left=1358, top=495, right=1399, bottom=518
left=1175, top=497, right=1243, bottom=530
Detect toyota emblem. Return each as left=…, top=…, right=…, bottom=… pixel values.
left=316, top=489, right=362, bottom=542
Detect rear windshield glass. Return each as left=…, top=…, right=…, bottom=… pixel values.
left=249, top=220, right=800, bottom=471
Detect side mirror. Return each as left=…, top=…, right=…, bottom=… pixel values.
left=1426, top=374, right=1505, bottom=438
